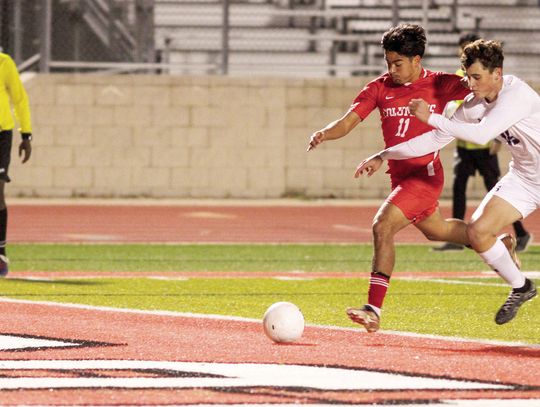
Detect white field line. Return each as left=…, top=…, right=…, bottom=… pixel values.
left=0, top=297, right=538, bottom=349
left=34, top=402, right=540, bottom=407
left=99, top=402, right=540, bottom=407
left=8, top=197, right=386, bottom=207
left=398, top=278, right=508, bottom=287
left=10, top=271, right=538, bottom=282
left=0, top=270, right=495, bottom=280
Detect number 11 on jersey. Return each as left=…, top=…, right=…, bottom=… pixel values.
left=395, top=118, right=410, bottom=138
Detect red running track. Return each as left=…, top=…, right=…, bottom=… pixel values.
left=8, top=202, right=540, bottom=244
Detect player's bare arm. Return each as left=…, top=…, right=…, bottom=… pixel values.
left=354, top=153, right=384, bottom=178
left=307, top=111, right=361, bottom=151
left=408, top=98, right=431, bottom=123
left=356, top=130, right=452, bottom=179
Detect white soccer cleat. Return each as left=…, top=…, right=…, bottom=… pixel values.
left=346, top=305, right=380, bottom=333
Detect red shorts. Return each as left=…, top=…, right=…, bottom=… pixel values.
left=386, top=172, right=444, bottom=224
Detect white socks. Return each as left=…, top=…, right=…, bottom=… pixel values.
left=368, top=304, right=381, bottom=317
left=478, top=239, right=526, bottom=289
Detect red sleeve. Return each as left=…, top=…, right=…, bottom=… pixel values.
left=348, top=78, right=380, bottom=120
left=436, top=73, right=470, bottom=101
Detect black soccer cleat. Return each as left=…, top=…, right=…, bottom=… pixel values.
left=495, top=279, right=537, bottom=325
left=516, top=233, right=533, bottom=253
left=0, top=255, right=8, bottom=277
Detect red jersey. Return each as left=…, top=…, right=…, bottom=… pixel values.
left=350, top=68, right=469, bottom=183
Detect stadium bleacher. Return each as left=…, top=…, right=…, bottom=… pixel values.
left=154, top=0, right=540, bottom=78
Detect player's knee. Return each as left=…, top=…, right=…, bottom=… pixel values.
left=467, top=222, right=487, bottom=245
left=372, top=218, right=394, bottom=241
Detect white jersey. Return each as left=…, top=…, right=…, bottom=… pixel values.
left=385, top=75, right=540, bottom=187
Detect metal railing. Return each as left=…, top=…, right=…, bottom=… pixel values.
left=3, top=0, right=540, bottom=78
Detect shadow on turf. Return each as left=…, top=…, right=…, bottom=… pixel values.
left=456, top=345, right=540, bottom=358
left=0, top=278, right=106, bottom=286
left=369, top=341, right=540, bottom=358
left=271, top=342, right=317, bottom=347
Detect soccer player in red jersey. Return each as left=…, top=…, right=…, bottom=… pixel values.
left=307, top=24, right=471, bottom=332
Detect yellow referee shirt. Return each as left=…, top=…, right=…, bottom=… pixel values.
left=0, top=53, right=32, bottom=134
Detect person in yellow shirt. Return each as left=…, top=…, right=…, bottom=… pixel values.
left=0, top=52, right=33, bottom=276
left=434, top=33, right=532, bottom=252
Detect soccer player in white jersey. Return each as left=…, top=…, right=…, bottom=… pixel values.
left=355, top=39, right=537, bottom=324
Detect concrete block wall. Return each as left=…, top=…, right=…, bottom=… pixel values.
left=9, top=73, right=521, bottom=199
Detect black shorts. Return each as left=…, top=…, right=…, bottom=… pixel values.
left=0, top=130, right=12, bottom=183
left=454, top=147, right=500, bottom=179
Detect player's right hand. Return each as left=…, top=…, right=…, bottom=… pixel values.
left=354, top=154, right=383, bottom=178
left=307, top=131, right=324, bottom=152
left=19, top=139, right=32, bottom=163
left=408, top=98, right=431, bottom=123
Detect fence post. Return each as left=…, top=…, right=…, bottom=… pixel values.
left=39, top=0, right=52, bottom=73
left=222, top=0, right=230, bottom=75
left=422, top=0, right=429, bottom=34
left=391, top=0, right=399, bottom=26
left=135, top=0, right=155, bottom=63
left=13, top=0, right=22, bottom=64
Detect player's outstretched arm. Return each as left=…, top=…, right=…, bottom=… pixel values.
left=358, top=130, right=453, bottom=173
left=416, top=84, right=532, bottom=145
left=307, top=111, right=361, bottom=151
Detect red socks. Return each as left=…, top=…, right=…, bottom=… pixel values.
left=368, top=271, right=390, bottom=311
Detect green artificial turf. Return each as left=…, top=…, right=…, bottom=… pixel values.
left=1, top=244, right=539, bottom=343
left=9, top=243, right=531, bottom=272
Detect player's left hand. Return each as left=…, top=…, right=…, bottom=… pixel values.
left=354, top=154, right=383, bottom=178
left=19, top=140, right=32, bottom=163
left=408, top=98, right=431, bottom=123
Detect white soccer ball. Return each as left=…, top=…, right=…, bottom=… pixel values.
left=263, top=301, right=304, bottom=343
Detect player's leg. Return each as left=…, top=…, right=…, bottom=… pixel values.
left=434, top=148, right=470, bottom=251
left=452, top=147, right=473, bottom=220
left=371, top=200, right=412, bottom=278
left=514, top=224, right=533, bottom=252
left=469, top=175, right=537, bottom=324
left=0, top=181, right=7, bottom=276
left=347, top=173, right=443, bottom=332
left=469, top=194, right=522, bottom=268
left=477, top=149, right=500, bottom=193
left=479, top=151, right=532, bottom=252
left=415, top=208, right=468, bottom=246
left=346, top=200, right=411, bottom=332
left=0, top=131, right=12, bottom=277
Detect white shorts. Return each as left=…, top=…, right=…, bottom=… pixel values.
left=476, top=171, right=540, bottom=219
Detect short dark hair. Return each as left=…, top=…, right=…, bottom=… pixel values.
left=458, top=33, right=481, bottom=48
left=381, top=24, right=426, bottom=58
left=461, top=39, right=504, bottom=72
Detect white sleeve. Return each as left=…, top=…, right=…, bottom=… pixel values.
left=382, top=130, right=454, bottom=160
left=427, top=85, right=531, bottom=145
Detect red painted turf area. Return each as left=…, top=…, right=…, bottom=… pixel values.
left=0, top=300, right=539, bottom=405
left=10, top=203, right=539, bottom=243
